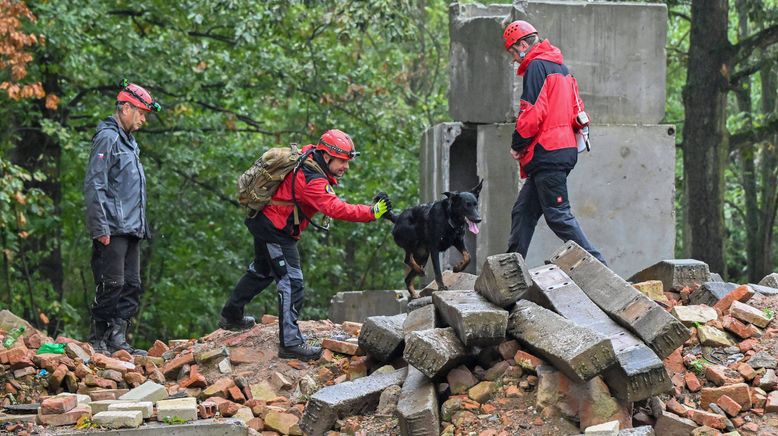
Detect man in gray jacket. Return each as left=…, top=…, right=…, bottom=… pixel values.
left=83, top=82, right=160, bottom=356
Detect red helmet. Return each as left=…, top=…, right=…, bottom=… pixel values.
left=117, top=82, right=160, bottom=112
left=503, top=20, right=537, bottom=50
left=316, top=129, right=359, bottom=160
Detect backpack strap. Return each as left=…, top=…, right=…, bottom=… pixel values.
left=290, top=149, right=330, bottom=234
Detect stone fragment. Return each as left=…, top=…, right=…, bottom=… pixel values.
left=194, top=346, right=228, bottom=364
left=403, top=327, right=467, bottom=380
left=162, top=352, right=194, bottom=378
left=402, top=304, right=436, bottom=340
left=232, top=406, right=254, bottom=424
left=406, top=296, right=433, bottom=312
left=107, top=401, right=152, bottom=419
left=420, top=271, right=478, bottom=297
left=688, top=282, right=741, bottom=307
left=376, top=384, right=401, bottom=415
left=156, top=397, right=198, bottom=422
left=759, top=272, right=778, bottom=288
left=329, top=289, right=409, bottom=323
left=300, top=368, right=407, bottom=436
left=358, top=313, right=406, bottom=362
left=653, top=411, right=698, bottom=434
left=507, top=299, right=616, bottom=383
left=632, top=280, right=669, bottom=304
left=524, top=264, right=672, bottom=401
left=671, top=305, right=719, bottom=326
left=705, top=365, right=744, bottom=386
left=747, top=351, right=777, bottom=369
left=64, top=342, right=91, bottom=363
left=713, top=285, right=756, bottom=312
left=474, top=252, right=532, bottom=307
left=265, top=411, right=300, bottom=434
left=447, top=365, right=478, bottom=394
left=697, top=325, right=734, bottom=347
left=468, top=381, right=497, bottom=403
left=759, top=369, right=778, bottom=391
left=617, top=426, right=655, bottom=436
left=118, top=380, right=168, bottom=403
left=249, top=381, right=276, bottom=402
left=766, top=391, right=778, bottom=413
left=550, top=242, right=690, bottom=358
left=585, top=420, right=620, bottom=435
left=92, top=410, right=143, bottom=428
left=729, top=301, right=772, bottom=328
left=749, top=282, right=778, bottom=296
left=397, top=366, right=438, bottom=436
left=628, top=259, right=710, bottom=291
left=432, top=290, right=508, bottom=347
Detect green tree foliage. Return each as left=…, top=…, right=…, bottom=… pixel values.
left=0, top=0, right=450, bottom=345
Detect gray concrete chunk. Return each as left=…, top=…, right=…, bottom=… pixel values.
left=508, top=300, right=617, bottom=383
left=156, top=397, right=197, bottom=423
left=525, top=265, right=671, bottom=402
left=671, top=305, right=719, bottom=326
left=688, top=282, right=739, bottom=306
left=328, top=290, right=410, bottom=324
left=628, top=259, right=711, bottom=291
left=107, top=401, right=153, bottom=419
left=432, top=290, right=508, bottom=347
left=397, top=366, right=438, bottom=436
left=403, top=304, right=436, bottom=340
left=475, top=253, right=532, bottom=307
left=403, top=328, right=468, bottom=380
left=618, top=426, right=655, bottom=436
left=407, top=296, right=432, bottom=312
left=92, top=410, right=143, bottom=429
left=653, top=411, right=698, bottom=434
left=420, top=271, right=478, bottom=297
left=550, top=241, right=690, bottom=359
left=749, top=283, right=778, bottom=296
left=118, top=381, right=168, bottom=404
left=758, top=273, right=778, bottom=289
left=358, top=313, right=407, bottom=362
left=300, top=368, right=407, bottom=436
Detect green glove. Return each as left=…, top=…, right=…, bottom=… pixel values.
left=372, top=198, right=389, bottom=219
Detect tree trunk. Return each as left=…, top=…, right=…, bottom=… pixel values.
left=757, top=63, right=778, bottom=280
left=682, top=0, right=730, bottom=276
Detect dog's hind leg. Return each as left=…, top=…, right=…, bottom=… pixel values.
left=404, top=251, right=425, bottom=275
left=404, top=269, right=421, bottom=300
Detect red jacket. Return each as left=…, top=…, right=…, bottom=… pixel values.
left=262, top=145, right=375, bottom=238
left=514, top=40, right=584, bottom=178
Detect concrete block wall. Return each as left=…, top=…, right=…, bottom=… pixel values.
left=420, top=0, right=675, bottom=279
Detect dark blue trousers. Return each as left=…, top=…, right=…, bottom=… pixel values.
left=507, top=169, right=607, bottom=265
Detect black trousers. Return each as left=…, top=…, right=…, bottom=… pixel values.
left=90, top=235, right=143, bottom=322
left=221, top=215, right=305, bottom=348
left=507, top=169, right=607, bottom=265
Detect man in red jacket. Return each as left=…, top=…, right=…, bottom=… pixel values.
left=502, top=20, right=606, bottom=265
left=219, top=129, right=390, bottom=360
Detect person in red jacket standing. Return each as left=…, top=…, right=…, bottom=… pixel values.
left=502, top=20, right=606, bottom=265
left=219, top=129, right=390, bottom=360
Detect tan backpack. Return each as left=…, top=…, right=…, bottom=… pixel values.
left=237, top=144, right=326, bottom=214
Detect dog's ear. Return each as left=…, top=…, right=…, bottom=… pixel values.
left=442, top=192, right=452, bottom=199
left=471, top=179, right=484, bottom=197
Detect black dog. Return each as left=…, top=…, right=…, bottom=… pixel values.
left=385, top=180, right=483, bottom=298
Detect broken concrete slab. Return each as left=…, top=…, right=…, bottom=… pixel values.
left=730, top=300, right=772, bottom=328
left=525, top=264, right=672, bottom=402
left=508, top=299, right=616, bottom=383
left=474, top=252, right=532, bottom=307
left=653, top=411, right=698, bottom=434
left=89, top=400, right=133, bottom=414
left=79, top=418, right=249, bottom=435
left=628, top=259, right=710, bottom=291
left=406, top=296, right=433, bottom=312
left=92, top=410, right=143, bottom=429
left=397, top=366, right=438, bottom=436
left=420, top=271, right=479, bottom=297
left=749, top=283, right=778, bottom=296
left=156, top=397, right=198, bottom=423
left=697, top=325, right=734, bottom=347
left=328, top=290, right=410, bottom=323
left=671, top=305, right=719, bottom=326
left=358, top=313, right=407, bottom=362
left=432, top=290, right=508, bottom=347
left=403, top=304, right=436, bottom=339
left=759, top=272, right=778, bottom=288
left=550, top=241, right=690, bottom=359
left=403, top=327, right=468, bottom=380
left=119, top=380, right=168, bottom=404
left=585, top=420, right=620, bottom=435
left=300, top=368, right=407, bottom=436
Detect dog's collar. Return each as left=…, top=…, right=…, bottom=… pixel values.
left=448, top=217, right=462, bottom=229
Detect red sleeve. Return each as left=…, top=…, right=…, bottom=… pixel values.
left=301, top=178, right=375, bottom=223
left=516, top=91, right=549, bottom=140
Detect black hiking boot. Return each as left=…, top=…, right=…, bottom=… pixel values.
left=218, top=315, right=256, bottom=331
left=278, top=343, right=322, bottom=361
left=89, top=319, right=110, bottom=355
left=106, top=318, right=147, bottom=356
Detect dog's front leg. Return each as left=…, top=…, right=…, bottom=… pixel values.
left=430, top=248, right=447, bottom=290
left=452, top=240, right=470, bottom=273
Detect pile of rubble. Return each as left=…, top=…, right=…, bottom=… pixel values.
left=1, top=241, right=777, bottom=435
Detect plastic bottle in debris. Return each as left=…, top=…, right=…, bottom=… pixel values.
left=3, top=326, right=26, bottom=348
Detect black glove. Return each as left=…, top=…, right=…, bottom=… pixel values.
left=372, top=192, right=393, bottom=219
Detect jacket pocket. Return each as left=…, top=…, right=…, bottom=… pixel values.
left=113, top=198, right=125, bottom=228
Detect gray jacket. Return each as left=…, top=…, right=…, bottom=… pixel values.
left=84, top=116, right=149, bottom=239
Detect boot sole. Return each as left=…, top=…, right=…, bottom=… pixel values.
left=277, top=349, right=322, bottom=361
left=219, top=322, right=256, bottom=332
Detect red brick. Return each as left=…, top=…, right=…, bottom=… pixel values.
left=684, top=371, right=701, bottom=392
left=713, top=284, right=754, bottom=312
left=229, top=347, right=266, bottom=365
left=228, top=385, right=246, bottom=403
left=687, top=409, right=727, bottom=430
left=247, top=417, right=265, bottom=431
left=37, top=405, right=91, bottom=426
left=162, top=352, right=194, bottom=377
left=736, top=363, right=757, bottom=381
left=92, top=353, right=132, bottom=374
left=742, top=422, right=759, bottom=432
left=705, top=364, right=744, bottom=386
left=320, top=338, right=363, bottom=356
left=147, top=339, right=169, bottom=357
left=40, top=395, right=77, bottom=415
left=202, top=377, right=235, bottom=398
left=716, top=394, right=741, bottom=417
left=722, top=316, right=753, bottom=339
left=767, top=391, right=778, bottom=413
left=665, top=398, right=688, bottom=417
left=664, top=347, right=685, bottom=375
left=204, top=397, right=240, bottom=417
left=123, top=371, right=146, bottom=387
left=49, top=364, right=68, bottom=389
left=112, top=349, right=133, bottom=362
left=33, top=353, right=63, bottom=371
left=4, top=382, right=17, bottom=395
left=261, top=314, right=278, bottom=324
left=198, top=401, right=217, bottom=419
left=514, top=350, right=544, bottom=371
left=738, top=338, right=758, bottom=352
left=700, top=383, right=752, bottom=410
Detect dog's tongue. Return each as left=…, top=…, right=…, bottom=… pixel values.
left=466, top=218, right=480, bottom=235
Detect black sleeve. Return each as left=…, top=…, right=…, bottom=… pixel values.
left=512, top=130, right=533, bottom=152
left=520, top=61, right=547, bottom=105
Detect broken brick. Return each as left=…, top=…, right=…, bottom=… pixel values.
left=716, top=394, right=741, bottom=417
